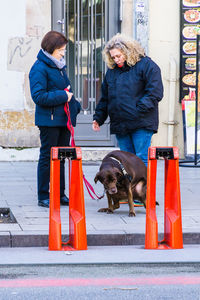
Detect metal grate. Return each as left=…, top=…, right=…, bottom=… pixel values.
left=0, top=208, right=17, bottom=224
left=65, top=0, right=107, bottom=115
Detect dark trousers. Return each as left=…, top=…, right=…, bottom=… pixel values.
left=38, top=126, right=70, bottom=201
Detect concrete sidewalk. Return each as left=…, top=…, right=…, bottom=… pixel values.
left=0, top=158, right=199, bottom=249
left=0, top=245, right=200, bottom=265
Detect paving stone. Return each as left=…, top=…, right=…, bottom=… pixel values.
left=20, top=225, right=49, bottom=231
left=0, top=232, right=11, bottom=247
left=0, top=224, right=21, bottom=231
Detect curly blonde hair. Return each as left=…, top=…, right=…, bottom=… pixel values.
left=103, top=33, right=145, bottom=69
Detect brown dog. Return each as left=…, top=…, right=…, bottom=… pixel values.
left=94, top=150, right=147, bottom=217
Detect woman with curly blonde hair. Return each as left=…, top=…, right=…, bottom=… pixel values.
left=93, top=33, right=163, bottom=167
left=102, top=33, right=145, bottom=69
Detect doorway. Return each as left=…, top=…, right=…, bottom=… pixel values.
left=52, top=0, right=120, bottom=146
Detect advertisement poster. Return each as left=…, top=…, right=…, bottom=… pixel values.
left=183, top=100, right=200, bottom=155
left=180, top=0, right=200, bottom=158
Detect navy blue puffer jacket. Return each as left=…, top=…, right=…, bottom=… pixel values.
left=29, top=50, right=81, bottom=127
left=93, top=56, right=163, bottom=135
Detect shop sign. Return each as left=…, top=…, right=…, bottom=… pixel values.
left=180, top=0, right=200, bottom=157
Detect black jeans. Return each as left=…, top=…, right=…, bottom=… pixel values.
left=37, top=126, right=70, bottom=201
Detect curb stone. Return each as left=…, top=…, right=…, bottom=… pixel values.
left=0, top=232, right=199, bottom=248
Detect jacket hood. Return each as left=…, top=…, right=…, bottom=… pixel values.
left=37, top=49, right=61, bottom=69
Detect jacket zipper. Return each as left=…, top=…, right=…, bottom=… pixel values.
left=51, top=108, right=54, bottom=120
left=50, top=69, right=65, bottom=121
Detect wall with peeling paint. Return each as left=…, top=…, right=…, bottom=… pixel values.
left=0, top=0, right=51, bottom=147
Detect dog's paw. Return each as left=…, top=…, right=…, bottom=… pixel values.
left=98, top=208, right=113, bottom=213
left=113, top=203, right=120, bottom=210
left=98, top=208, right=108, bottom=213
left=129, top=211, right=136, bottom=217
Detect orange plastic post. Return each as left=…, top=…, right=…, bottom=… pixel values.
left=66, top=159, right=87, bottom=250
left=145, top=147, right=183, bottom=249
left=49, top=152, right=62, bottom=250
left=49, top=147, right=87, bottom=251
left=145, top=149, right=158, bottom=249
left=164, top=158, right=183, bottom=249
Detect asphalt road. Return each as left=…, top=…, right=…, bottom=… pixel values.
left=0, top=263, right=200, bottom=300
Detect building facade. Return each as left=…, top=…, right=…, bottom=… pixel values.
left=0, top=0, right=184, bottom=156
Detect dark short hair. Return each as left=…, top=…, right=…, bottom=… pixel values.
left=41, top=31, right=68, bottom=54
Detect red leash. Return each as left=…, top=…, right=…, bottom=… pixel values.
left=64, top=102, right=75, bottom=147
left=83, top=174, right=104, bottom=200
left=64, top=93, right=103, bottom=200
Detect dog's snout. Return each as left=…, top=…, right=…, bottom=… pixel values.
left=108, top=187, right=118, bottom=194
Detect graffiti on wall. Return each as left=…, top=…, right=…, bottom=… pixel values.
left=135, top=0, right=149, bottom=54
left=8, top=37, right=33, bottom=65
left=7, top=24, right=45, bottom=73
left=28, top=25, right=45, bottom=39
left=8, top=25, right=45, bottom=67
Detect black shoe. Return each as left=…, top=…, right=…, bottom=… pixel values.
left=60, top=195, right=69, bottom=206
left=38, top=199, right=49, bottom=208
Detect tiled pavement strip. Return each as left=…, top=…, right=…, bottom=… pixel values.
left=0, top=157, right=200, bottom=248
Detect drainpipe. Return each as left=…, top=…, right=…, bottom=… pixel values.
left=166, top=56, right=177, bottom=147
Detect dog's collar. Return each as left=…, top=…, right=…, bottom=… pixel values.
left=110, top=156, right=132, bottom=182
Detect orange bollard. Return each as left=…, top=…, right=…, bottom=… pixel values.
left=145, top=147, right=183, bottom=249
left=49, top=147, right=87, bottom=251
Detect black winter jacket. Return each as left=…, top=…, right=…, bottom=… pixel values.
left=29, top=50, right=81, bottom=127
left=93, top=56, right=163, bottom=135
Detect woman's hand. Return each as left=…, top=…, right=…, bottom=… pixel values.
left=92, top=120, right=100, bottom=131
left=65, top=85, right=73, bottom=102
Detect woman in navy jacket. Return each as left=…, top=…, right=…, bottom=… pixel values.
left=93, top=33, right=163, bottom=166
left=29, top=31, right=81, bottom=207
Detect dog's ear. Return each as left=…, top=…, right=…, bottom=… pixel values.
left=94, top=172, right=102, bottom=183
left=113, top=167, right=122, bottom=179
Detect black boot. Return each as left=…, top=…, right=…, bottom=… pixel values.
left=38, top=199, right=49, bottom=208
left=60, top=195, right=69, bottom=206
